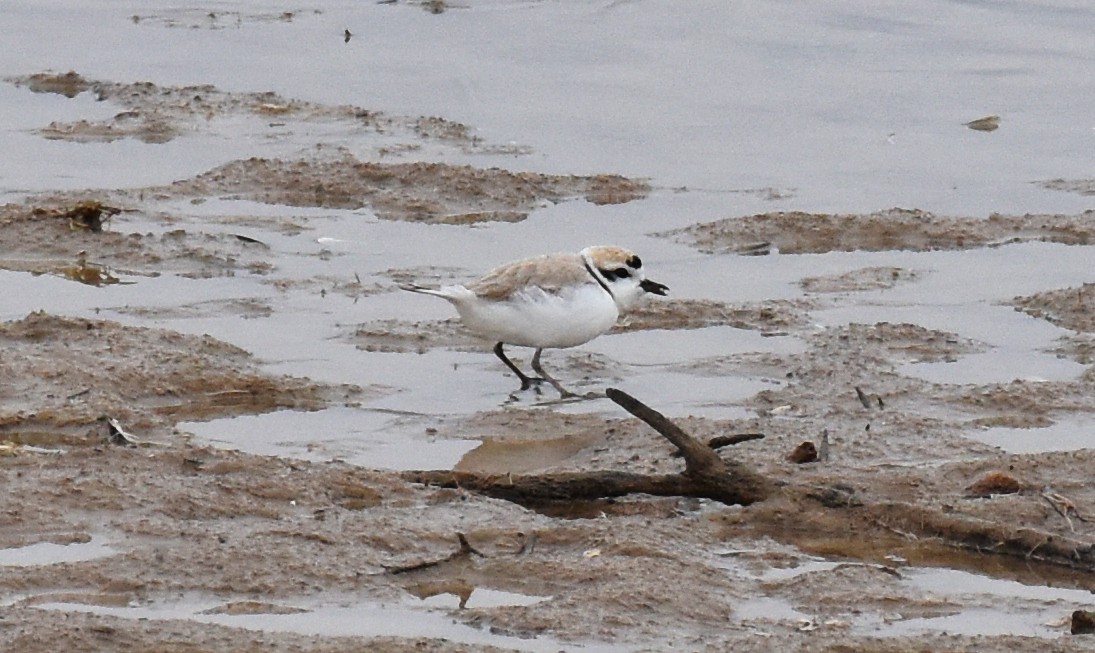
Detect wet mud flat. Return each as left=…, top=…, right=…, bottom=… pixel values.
left=3, top=307, right=1094, bottom=653
left=2, top=70, right=1095, bottom=652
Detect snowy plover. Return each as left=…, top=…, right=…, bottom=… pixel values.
left=404, top=245, right=668, bottom=397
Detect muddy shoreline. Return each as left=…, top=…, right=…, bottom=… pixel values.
left=3, top=70, right=1095, bottom=652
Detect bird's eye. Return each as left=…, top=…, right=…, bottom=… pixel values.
left=600, top=268, right=616, bottom=280
left=614, top=268, right=630, bottom=278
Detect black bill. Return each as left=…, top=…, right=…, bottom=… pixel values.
left=640, top=278, right=669, bottom=296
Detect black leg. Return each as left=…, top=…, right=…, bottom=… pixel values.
left=530, top=348, right=578, bottom=399
left=493, top=342, right=539, bottom=391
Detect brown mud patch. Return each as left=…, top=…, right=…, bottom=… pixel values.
left=621, top=297, right=814, bottom=333
left=114, top=297, right=275, bottom=321
left=1041, top=177, right=1095, bottom=197
left=156, top=155, right=647, bottom=223
left=953, top=378, right=1095, bottom=427
left=0, top=312, right=361, bottom=439
left=128, top=8, right=324, bottom=30
left=8, top=71, right=510, bottom=153
left=1013, top=283, right=1095, bottom=334
left=1010, top=284, right=1095, bottom=367
left=347, top=318, right=477, bottom=354
left=800, top=266, right=920, bottom=293
left=0, top=201, right=275, bottom=282
left=0, top=440, right=541, bottom=653
left=663, top=207, right=1095, bottom=254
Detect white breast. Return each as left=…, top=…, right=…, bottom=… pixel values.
left=453, top=283, right=619, bottom=349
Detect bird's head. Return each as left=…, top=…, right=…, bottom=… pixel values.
left=581, top=245, right=669, bottom=308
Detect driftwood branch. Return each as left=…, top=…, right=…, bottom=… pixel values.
left=604, top=388, right=723, bottom=476
left=403, top=469, right=712, bottom=502
left=400, top=388, right=1095, bottom=573
left=402, top=388, right=772, bottom=507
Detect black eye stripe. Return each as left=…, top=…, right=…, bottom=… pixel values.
left=599, top=266, right=634, bottom=281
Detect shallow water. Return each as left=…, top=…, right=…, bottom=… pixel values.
left=3, top=2, right=1095, bottom=647
left=726, top=554, right=1090, bottom=639
left=180, top=406, right=481, bottom=470
left=31, top=594, right=627, bottom=653
left=5, top=1, right=1095, bottom=213
left=873, top=566, right=1093, bottom=638
left=969, top=413, right=1095, bottom=454
left=0, top=536, right=115, bottom=567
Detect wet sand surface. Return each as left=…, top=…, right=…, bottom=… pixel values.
left=3, top=3, right=1095, bottom=651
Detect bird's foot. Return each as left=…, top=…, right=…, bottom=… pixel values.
left=518, top=376, right=548, bottom=392
left=504, top=378, right=548, bottom=405
left=529, top=390, right=604, bottom=406
left=541, top=379, right=596, bottom=400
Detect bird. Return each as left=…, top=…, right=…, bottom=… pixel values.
left=403, top=245, right=668, bottom=398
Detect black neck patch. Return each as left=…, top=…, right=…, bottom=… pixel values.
left=582, top=257, right=614, bottom=298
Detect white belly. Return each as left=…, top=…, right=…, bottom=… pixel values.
left=455, top=284, right=618, bottom=349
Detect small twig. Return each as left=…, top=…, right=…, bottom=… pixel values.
left=455, top=532, right=485, bottom=557
left=1026, top=535, right=1050, bottom=560
left=855, top=386, right=883, bottom=410
left=671, top=432, right=764, bottom=458
left=386, top=532, right=483, bottom=575
left=1042, top=489, right=1088, bottom=532
left=66, top=388, right=91, bottom=401
left=103, top=417, right=140, bottom=447
left=515, top=531, right=537, bottom=557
